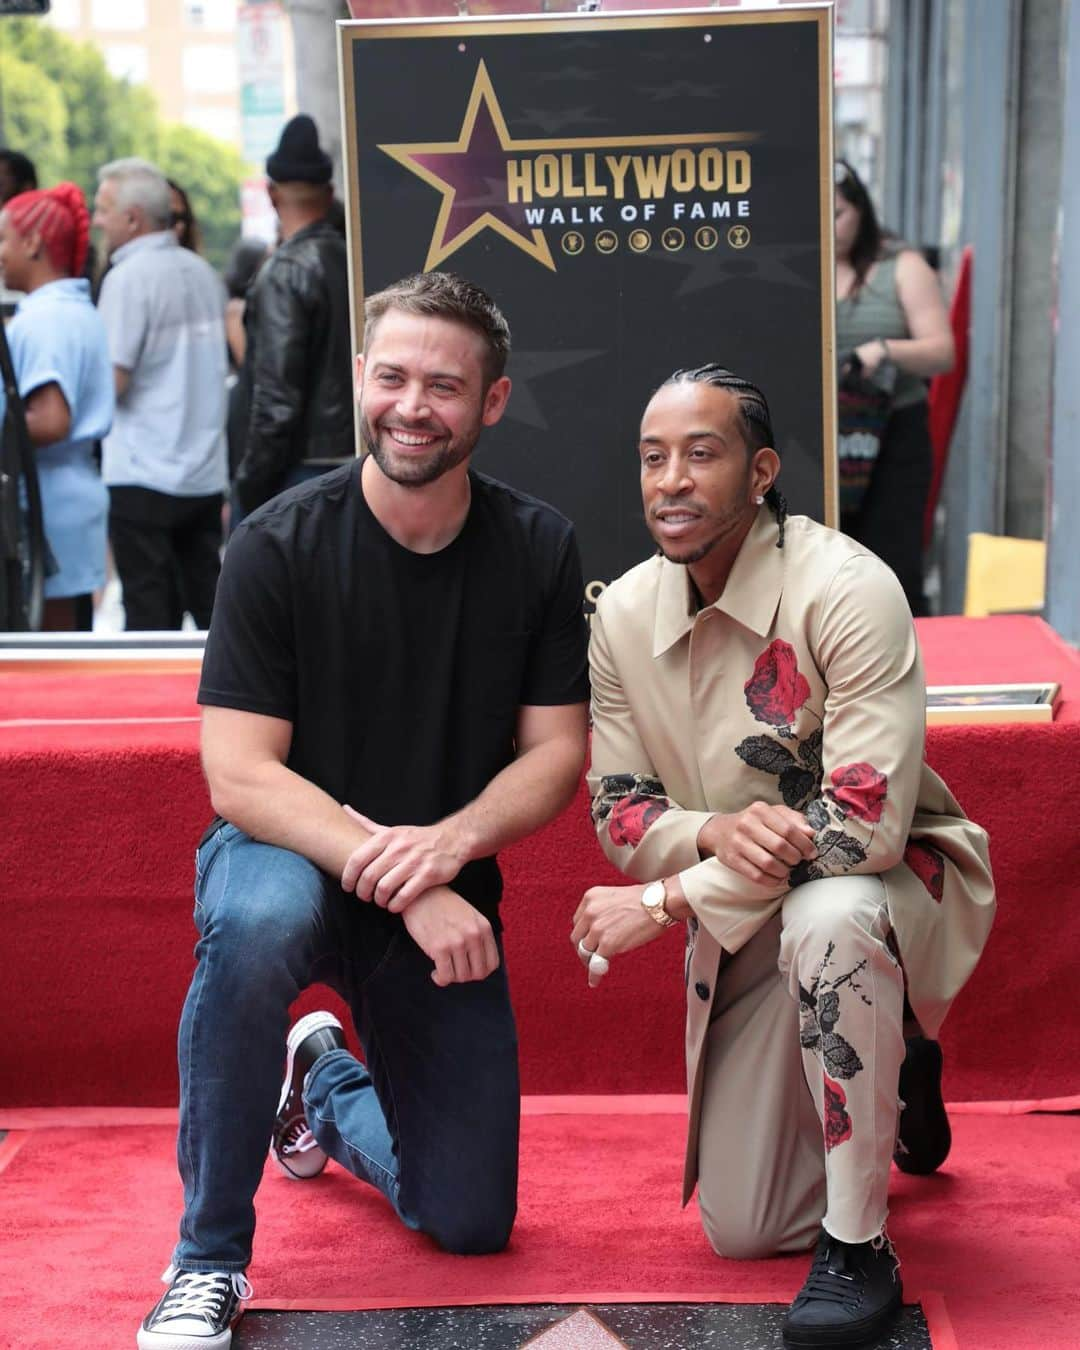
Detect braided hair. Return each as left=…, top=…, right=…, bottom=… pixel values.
left=660, top=363, right=788, bottom=547
left=4, top=182, right=91, bottom=278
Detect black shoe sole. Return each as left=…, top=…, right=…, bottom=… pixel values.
left=782, top=1284, right=903, bottom=1347
left=894, top=1036, right=951, bottom=1175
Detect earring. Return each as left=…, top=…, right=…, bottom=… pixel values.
left=754, top=494, right=765, bottom=506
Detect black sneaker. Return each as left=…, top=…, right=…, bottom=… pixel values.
left=137, top=1264, right=251, bottom=1348
left=782, top=1229, right=902, bottom=1347
left=894, top=1035, right=952, bottom=1175
left=270, top=1010, right=346, bottom=1179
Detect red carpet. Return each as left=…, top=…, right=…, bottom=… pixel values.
left=1, top=1102, right=1076, bottom=1350
left=3, top=616, right=1080, bottom=1109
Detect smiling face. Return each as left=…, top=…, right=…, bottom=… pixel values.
left=356, top=308, right=510, bottom=488
left=639, top=381, right=778, bottom=596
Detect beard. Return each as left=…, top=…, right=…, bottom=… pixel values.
left=360, top=409, right=481, bottom=488
left=648, top=496, right=749, bottom=566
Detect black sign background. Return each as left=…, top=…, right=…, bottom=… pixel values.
left=341, top=9, right=835, bottom=596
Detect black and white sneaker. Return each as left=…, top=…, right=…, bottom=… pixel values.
left=782, top=1228, right=902, bottom=1347
left=270, top=1010, right=346, bottom=1180
left=137, top=1264, right=251, bottom=1348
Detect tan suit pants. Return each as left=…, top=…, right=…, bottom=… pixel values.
left=695, top=874, right=904, bottom=1258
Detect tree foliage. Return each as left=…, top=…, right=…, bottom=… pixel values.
left=0, top=18, right=247, bottom=269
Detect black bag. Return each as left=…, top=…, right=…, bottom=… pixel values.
left=837, top=351, right=896, bottom=517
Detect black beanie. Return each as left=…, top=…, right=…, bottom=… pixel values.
left=265, top=114, right=332, bottom=185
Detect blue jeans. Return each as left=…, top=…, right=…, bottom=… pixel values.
left=173, top=824, right=520, bottom=1272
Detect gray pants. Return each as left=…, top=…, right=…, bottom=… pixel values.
left=696, top=874, right=905, bottom=1258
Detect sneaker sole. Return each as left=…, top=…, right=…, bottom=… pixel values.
left=137, top=1317, right=238, bottom=1349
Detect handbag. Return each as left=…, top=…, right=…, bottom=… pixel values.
left=836, top=351, right=896, bottom=517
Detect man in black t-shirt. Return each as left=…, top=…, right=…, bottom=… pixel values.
left=138, top=273, right=590, bottom=1350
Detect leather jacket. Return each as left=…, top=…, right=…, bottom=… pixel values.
left=233, top=218, right=353, bottom=514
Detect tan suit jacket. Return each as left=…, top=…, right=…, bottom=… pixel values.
left=588, top=510, right=995, bottom=1201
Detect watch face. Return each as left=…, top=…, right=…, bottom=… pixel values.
left=643, top=882, right=664, bottom=908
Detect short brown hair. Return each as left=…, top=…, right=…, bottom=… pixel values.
left=363, top=271, right=511, bottom=385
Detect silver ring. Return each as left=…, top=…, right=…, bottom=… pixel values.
left=588, top=951, right=610, bottom=978
left=577, top=939, right=596, bottom=962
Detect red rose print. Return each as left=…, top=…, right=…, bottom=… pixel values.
left=904, top=840, right=945, bottom=902
left=744, top=639, right=812, bottom=728
left=823, top=1075, right=853, bottom=1152
left=608, top=795, right=670, bottom=849
left=827, top=762, right=888, bottom=823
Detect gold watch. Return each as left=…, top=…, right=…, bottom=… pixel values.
left=641, top=879, right=676, bottom=928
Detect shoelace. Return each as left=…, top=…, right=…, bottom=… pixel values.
left=800, top=1233, right=899, bottom=1309
left=158, top=1270, right=253, bottom=1322
left=280, top=1119, right=320, bottom=1156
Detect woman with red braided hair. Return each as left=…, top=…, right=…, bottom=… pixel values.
left=0, top=181, right=114, bottom=629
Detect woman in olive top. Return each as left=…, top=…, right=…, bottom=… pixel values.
left=834, top=159, right=954, bottom=615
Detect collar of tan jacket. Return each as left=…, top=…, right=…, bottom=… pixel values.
left=652, top=506, right=785, bottom=657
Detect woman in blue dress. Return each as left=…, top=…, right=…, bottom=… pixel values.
left=0, top=181, right=114, bottom=629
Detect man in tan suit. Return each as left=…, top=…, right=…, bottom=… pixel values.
left=572, top=365, right=994, bottom=1349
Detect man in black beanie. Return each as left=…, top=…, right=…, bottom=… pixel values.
left=231, top=114, right=354, bottom=519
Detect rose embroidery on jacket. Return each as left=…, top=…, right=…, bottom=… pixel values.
left=904, top=840, right=946, bottom=902
left=736, top=642, right=822, bottom=811
left=827, top=762, right=888, bottom=823
left=743, top=638, right=812, bottom=733
left=591, top=773, right=672, bottom=850
left=608, top=795, right=670, bottom=849
left=736, top=642, right=889, bottom=886
left=823, top=1076, right=853, bottom=1152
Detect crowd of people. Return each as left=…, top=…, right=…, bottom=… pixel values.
left=1, top=134, right=953, bottom=635
left=0, top=114, right=351, bottom=631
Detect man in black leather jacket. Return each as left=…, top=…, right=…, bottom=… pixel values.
left=232, top=116, right=353, bottom=519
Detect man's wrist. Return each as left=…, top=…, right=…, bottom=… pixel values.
left=437, top=811, right=479, bottom=866
left=660, top=874, right=693, bottom=921
left=640, top=879, right=676, bottom=927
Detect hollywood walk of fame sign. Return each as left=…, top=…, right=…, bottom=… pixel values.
left=339, top=6, right=836, bottom=601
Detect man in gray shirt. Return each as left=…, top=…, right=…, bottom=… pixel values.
left=94, top=158, right=227, bottom=630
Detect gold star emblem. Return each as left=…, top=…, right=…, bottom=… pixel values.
left=379, top=61, right=555, bottom=272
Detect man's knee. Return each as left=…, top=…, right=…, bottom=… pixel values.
left=700, top=1194, right=821, bottom=1261
left=422, top=1197, right=516, bottom=1255
left=196, top=840, right=325, bottom=972
left=701, top=1209, right=793, bottom=1261
left=780, top=874, right=889, bottom=956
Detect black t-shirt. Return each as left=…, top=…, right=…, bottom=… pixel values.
left=198, top=463, right=589, bottom=919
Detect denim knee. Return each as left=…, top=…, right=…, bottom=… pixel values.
left=422, top=1198, right=516, bottom=1255
left=194, top=837, right=326, bottom=988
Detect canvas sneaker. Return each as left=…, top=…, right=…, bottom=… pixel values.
left=782, top=1228, right=902, bottom=1347
left=137, top=1264, right=251, bottom=1349
left=894, top=1035, right=952, bottom=1174
left=270, top=1010, right=347, bottom=1179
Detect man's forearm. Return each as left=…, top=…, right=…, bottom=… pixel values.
left=209, top=756, right=374, bottom=878
left=444, top=731, right=584, bottom=861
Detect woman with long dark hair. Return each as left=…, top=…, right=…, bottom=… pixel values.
left=167, top=178, right=203, bottom=254
left=834, top=159, right=953, bottom=615
left=0, top=182, right=114, bottom=630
